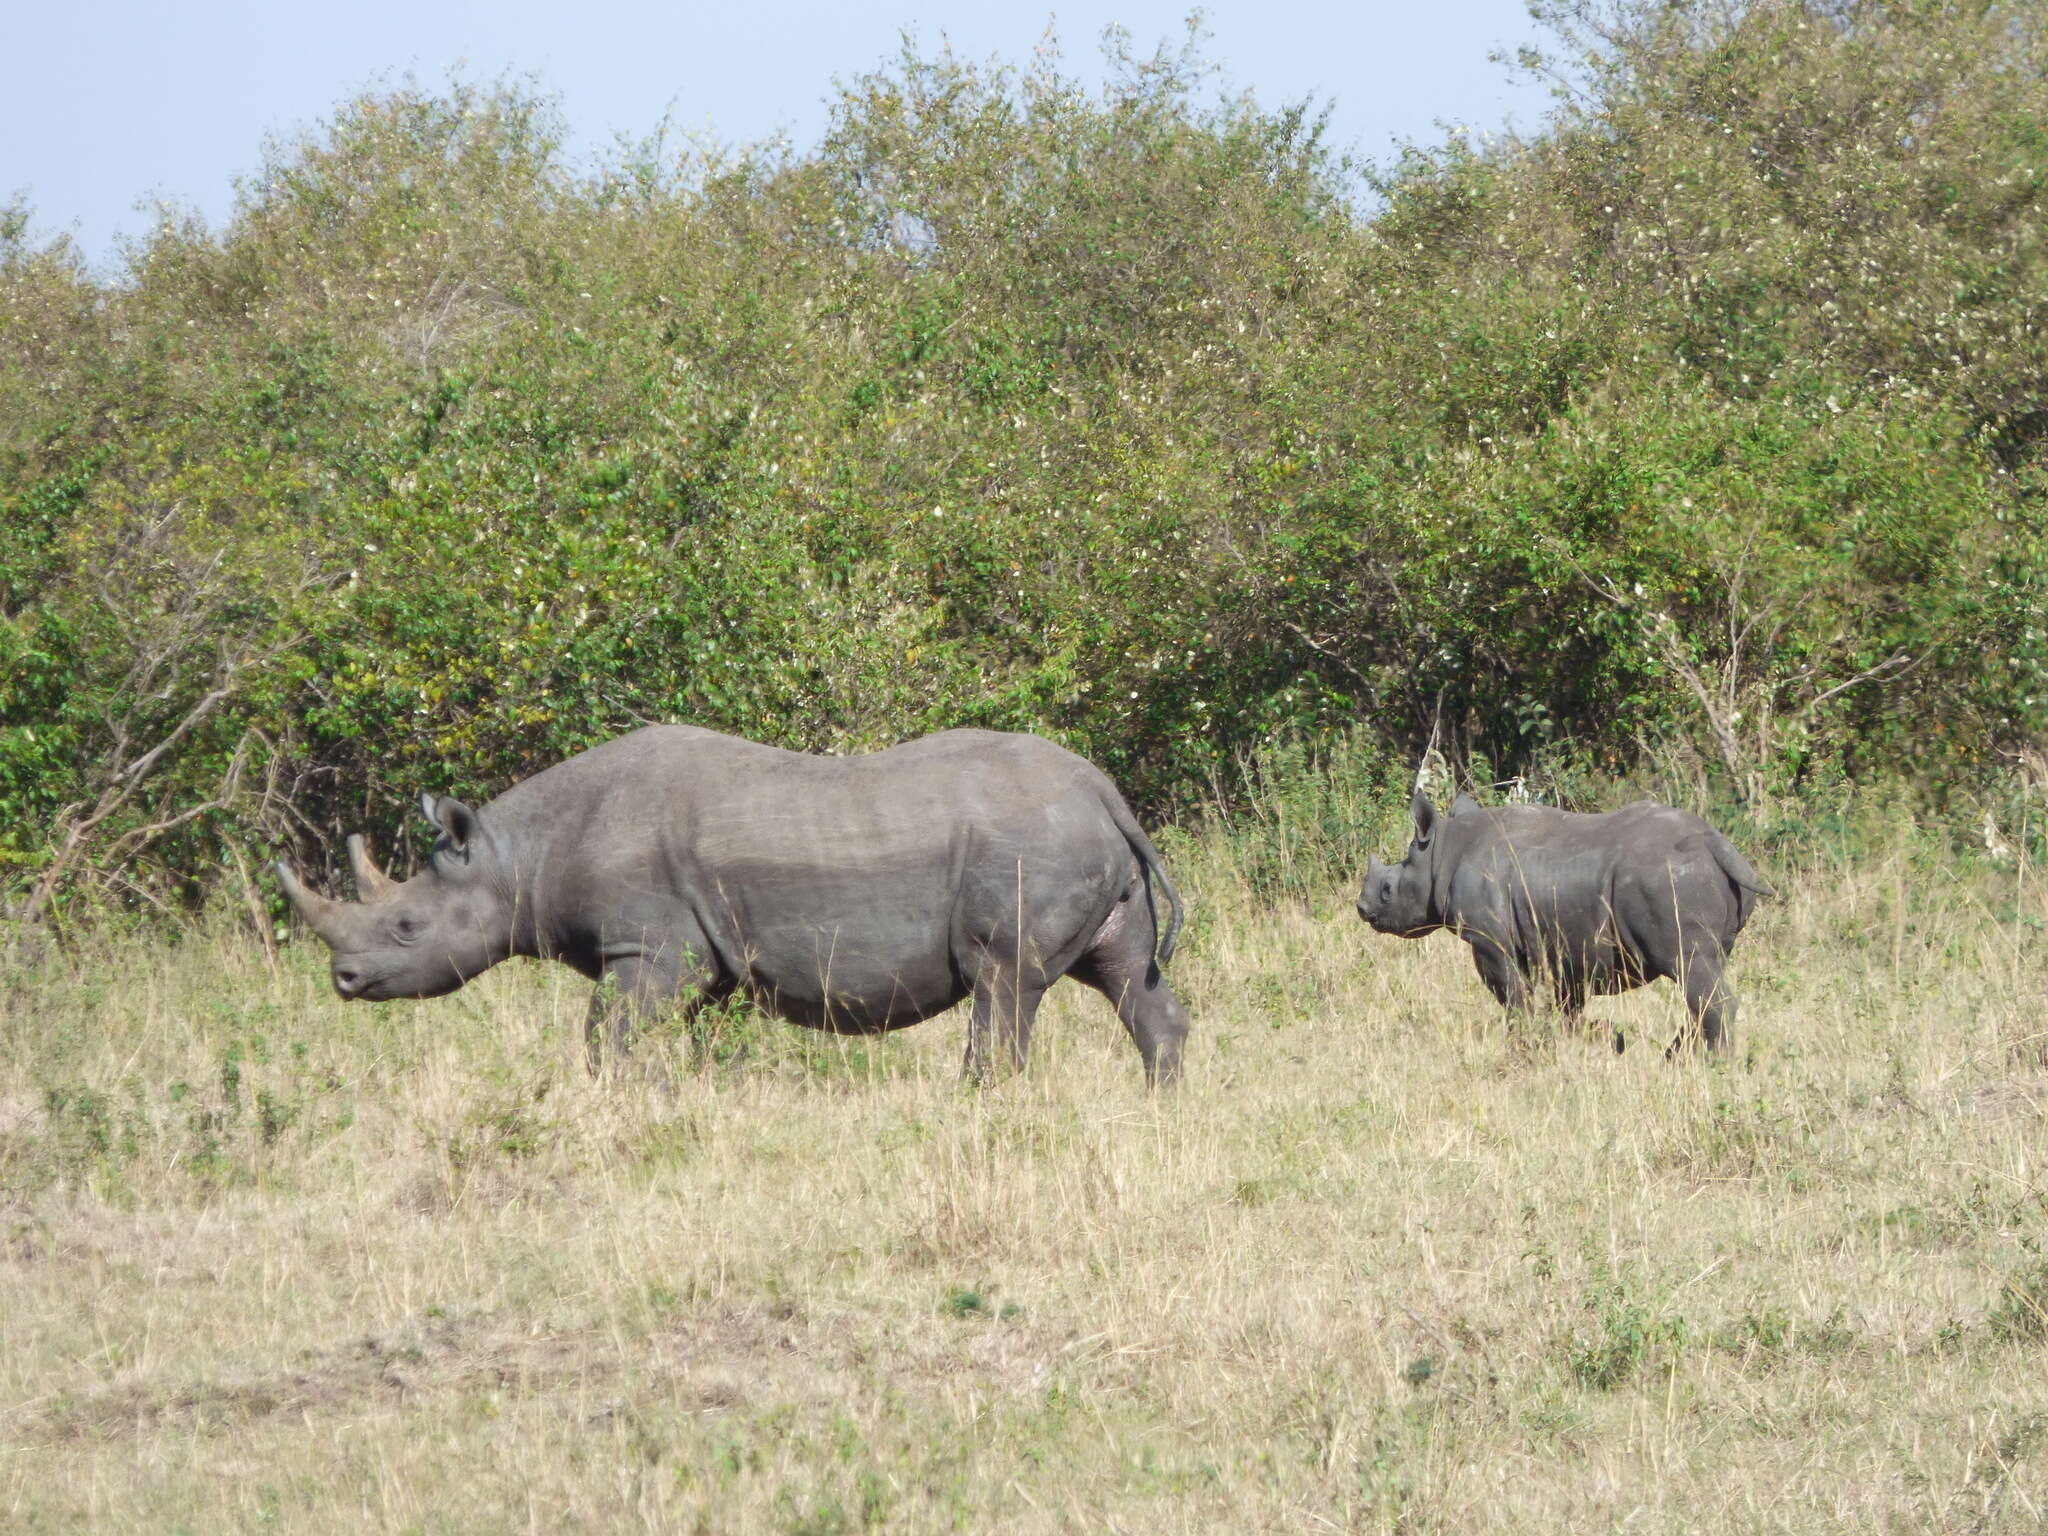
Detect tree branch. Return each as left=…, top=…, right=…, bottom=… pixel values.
left=1807, top=649, right=1927, bottom=709
left=1278, top=619, right=1380, bottom=706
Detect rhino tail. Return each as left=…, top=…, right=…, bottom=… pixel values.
left=1709, top=834, right=1771, bottom=930
left=1099, top=789, right=1184, bottom=969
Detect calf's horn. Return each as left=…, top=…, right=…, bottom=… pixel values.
left=347, top=834, right=396, bottom=900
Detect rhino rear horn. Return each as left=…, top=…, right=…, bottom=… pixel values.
left=347, top=834, right=396, bottom=900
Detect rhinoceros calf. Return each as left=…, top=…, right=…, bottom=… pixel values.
left=275, top=725, right=1190, bottom=1084
left=1356, top=792, right=1768, bottom=1054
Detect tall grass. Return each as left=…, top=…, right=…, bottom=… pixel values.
left=4, top=784, right=2047, bottom=1531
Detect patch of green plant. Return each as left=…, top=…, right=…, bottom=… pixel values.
left=1713, top=1304, right=1858, bottom=1368
left=24, top=1032, right=354, bottom=1198
left=1561, top=1262, right=1693, bottom=1391
left=443, top=1071, right=560, bottom=1170
left=680, top=992, right=772, bottom=1077
left=941, top=1287, right=1021, bottom=1321
left=1988, top=1254, right=2048, bottom=1344
left=784, top=1034, right=917, bottom=1090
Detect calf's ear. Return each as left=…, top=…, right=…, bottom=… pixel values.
left=420, top=792, right=483, bottom=855
left=1410, top=789, right=1439, bottom=846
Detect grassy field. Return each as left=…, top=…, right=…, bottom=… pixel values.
left=4, top=811, right=2047, bottom=1532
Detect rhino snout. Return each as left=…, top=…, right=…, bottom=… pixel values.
left=330, top=961, right=369, bottom=999
left=1356, top=858, right=1390, bottom=925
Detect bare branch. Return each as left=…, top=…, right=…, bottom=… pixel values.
left=1278, top=619, right=1379, bottom=706
left=11, top=625, right=292, bottom=933
left=1569, top=558, right=1745, bottom=778
left=1807, top=649, right=1927, bottom=709
left=225, top=841, right=280, bottom=967
left=112, top=683, right=237, bottom=788
left=99, top=734, right=250, bottom=867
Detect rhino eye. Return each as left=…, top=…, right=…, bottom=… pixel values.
left=393, top=915, right=422, bottom=942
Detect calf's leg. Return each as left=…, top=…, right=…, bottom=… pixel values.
left=1553, top=971, right=1626, bottom=1054
left=1468, top=936, right=1530, bottom=1014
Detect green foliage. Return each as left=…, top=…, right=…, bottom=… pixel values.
left=24, top=1030, right=354, bottom=1201
left=1562, top=1261, right=1692, bottom=1390
left=1988, top=1251, right=2048, bottom=1344
left=1713, top=1303, right=1858, bottom=1368
left=7, top=5, right=2048, bottom=914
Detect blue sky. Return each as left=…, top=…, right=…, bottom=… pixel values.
left=3, top=1, right=1558, bottom=272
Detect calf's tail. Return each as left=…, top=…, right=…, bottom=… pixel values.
left=1099, top=790, right=1184, bottom=968
left=1709, top=834, right=1772, bottom=931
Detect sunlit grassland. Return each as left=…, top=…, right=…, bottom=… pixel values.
left=4, top=812, right=2047, bottom=1532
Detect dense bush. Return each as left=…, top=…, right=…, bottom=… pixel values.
left=5, top=1, right=2048, bottom=925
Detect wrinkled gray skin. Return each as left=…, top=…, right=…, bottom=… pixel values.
left=276, top=725, right=1191, bottom=1085
left=1356, top=791, right=1769, bottom=1055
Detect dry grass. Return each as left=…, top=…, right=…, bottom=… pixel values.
left=5, top=815, right=2048, bottom=1532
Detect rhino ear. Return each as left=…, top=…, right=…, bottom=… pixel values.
left=1410, top=789, right=1439, bottom=847
left=1449, top=792, right=1482, bottom=818
left=421, top=792, right=482, bottom=855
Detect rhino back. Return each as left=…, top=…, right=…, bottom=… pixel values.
left=1441, top=803, right=1743, bottom=970
left=488, top=727, right=1133, bottom=1024
left=1440, top=808, right=1635, bottom=955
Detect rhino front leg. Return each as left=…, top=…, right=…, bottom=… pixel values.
left=585, top=951, right=708, bottom=1074
left=1468, top=936, right=1531, bottom=1015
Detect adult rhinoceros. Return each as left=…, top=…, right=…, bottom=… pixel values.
left=275, top=725, right=1191, bottom=1084
left=1356, top=792, right=1768, bottom=1054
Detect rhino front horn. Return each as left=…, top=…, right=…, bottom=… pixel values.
left=274, top=860, right=350, bottom=946
left=347, top=834, right=396, bottom=900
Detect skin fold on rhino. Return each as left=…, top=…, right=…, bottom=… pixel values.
left=275, top=725, right=1191, bottom=1086
left=1356, top=790, right=1770, bottom=1055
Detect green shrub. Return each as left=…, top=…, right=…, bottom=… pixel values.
left=8, top=4, right=2048, bottom=918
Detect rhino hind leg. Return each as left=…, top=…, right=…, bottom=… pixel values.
left=1074, top=963, right=1189, bottom=1089
left=1071, top=909, right=1189, bottom=1089
left=963, top=956, right=1047, bottom=1084
left=1665, top=943, right=1735, bottom=1058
